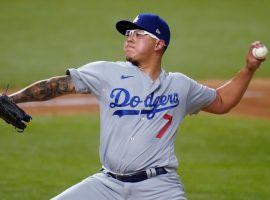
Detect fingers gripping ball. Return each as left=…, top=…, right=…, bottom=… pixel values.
left=0, top=93, right=32, bottom=133
left=252, top=45, right=268, bottom=60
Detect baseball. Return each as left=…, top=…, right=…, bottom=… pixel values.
left=252, top=45, right=268, bottom=59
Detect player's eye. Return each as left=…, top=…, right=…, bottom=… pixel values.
left=125, top=30, right=145, bottom=38
left=125, top=30, right=131, bottom=36
left=136, top=32, right=145, bottom=36
left=134, top=32, right=142, bottom=37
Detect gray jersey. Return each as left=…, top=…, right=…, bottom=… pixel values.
left=67, top=61, right=216, bottom=174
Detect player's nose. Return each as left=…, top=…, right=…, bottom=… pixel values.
left=126, top=35, right=135, bottom=43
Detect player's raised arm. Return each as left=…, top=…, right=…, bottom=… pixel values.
left=203, top=41, right=267, bottom=114
left=9, top=75, right=75, bottom=104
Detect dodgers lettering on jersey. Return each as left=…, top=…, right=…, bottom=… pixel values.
left=67, top=61, right=216, bottom=174
left=109, top=88, right=179, bottom=119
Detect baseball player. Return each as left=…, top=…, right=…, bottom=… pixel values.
left=9, top=13, right=265, bottom=200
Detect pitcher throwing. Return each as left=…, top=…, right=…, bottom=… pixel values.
left=8, top=13, right=266, bottom=200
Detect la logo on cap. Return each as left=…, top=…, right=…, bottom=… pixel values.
left=156, top=29, right=161, bottom=34
left=133, top=16, right=139, bottom=23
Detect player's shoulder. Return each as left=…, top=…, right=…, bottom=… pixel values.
left=78, top=61, right=134, bottom=71
left=166, top=71, right=192, bottom=82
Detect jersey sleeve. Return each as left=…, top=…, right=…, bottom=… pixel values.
left=66, top=61, right=107, bottom=98
left=185, top=78, right=217, bottom=115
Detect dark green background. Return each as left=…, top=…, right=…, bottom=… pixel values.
left=0, top=0, right=269, bottom=87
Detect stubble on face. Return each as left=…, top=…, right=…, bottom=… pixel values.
left=124, top=41, right=139, bottom=66
left=126, top=57, right=139, bottom=66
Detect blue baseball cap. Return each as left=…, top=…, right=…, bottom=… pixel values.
left=116, top=13, right=171, bottom=46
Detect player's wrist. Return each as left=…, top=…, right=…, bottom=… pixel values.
left=9, top=94, right=21, bottom=104
left=245, top=63, right=259, bottom=71
left=243, top=64, right=257, bottom=76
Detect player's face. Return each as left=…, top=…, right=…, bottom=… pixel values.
left=124, top=30, right=161, bottom=64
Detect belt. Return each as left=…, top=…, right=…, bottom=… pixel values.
left=101, top=167, right=167, bottom=183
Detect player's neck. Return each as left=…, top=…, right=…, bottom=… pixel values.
left=139, top=63, right=161, bottom=81
left=138, top=58, right=162, bottom=81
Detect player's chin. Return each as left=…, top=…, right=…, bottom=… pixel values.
left=125, top=56, right=135, bottom=63
left=125, top=53, right=134, bottom=62
left=125, top=56, right=139, bottom=66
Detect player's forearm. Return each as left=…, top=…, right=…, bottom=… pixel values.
left=204, top=41, right=266, bottom=114
left=216, top=66, right=256, bottom=112
left=9, top=75, right=75, bottom=103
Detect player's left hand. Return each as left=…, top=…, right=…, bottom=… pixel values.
left=0, top=91, right=32, bottom=133
left=246, top=41, right=266, bottom=71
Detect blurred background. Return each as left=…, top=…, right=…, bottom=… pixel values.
left=0, top=0, right=269, bottom=199
left=1, top=0, right=270, bottom=87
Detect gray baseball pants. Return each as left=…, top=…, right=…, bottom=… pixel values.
left=51, top=170, right=187, bottom=200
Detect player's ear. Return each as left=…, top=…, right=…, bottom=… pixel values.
left=154, top=40, right=166, bottom=52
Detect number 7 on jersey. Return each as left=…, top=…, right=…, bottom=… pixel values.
left=156, top=114, right=172, bottom=139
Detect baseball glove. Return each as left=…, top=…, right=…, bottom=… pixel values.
left=0, top=89, right=32, bottom=133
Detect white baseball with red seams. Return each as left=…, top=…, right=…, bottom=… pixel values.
left=252, top=45, right=268, bottom=59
